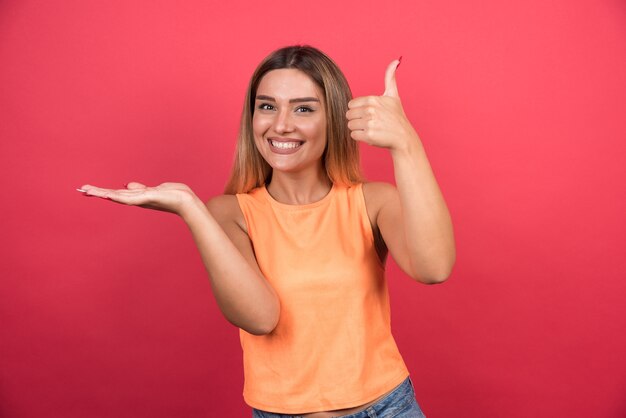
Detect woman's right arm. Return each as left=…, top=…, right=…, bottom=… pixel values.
left=190, top=194, right=280, bottom=335
left=79, top=182, right=279, bottom=335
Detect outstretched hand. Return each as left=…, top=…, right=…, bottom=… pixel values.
left=78, top=182, right=198, bottom=216
left=346, top=58, right=420, bottom=151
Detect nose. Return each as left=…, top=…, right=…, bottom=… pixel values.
left=273, top=109, right=294, bottom=134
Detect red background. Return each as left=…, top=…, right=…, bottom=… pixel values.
left=1, top=1, right=625, bottom=417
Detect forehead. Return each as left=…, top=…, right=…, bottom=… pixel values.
left=256, top=69, right=323, bottom=101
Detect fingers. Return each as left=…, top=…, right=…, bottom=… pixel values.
left=79, top=182, right=145, bottom=195
left=126, top=182, right=146, bottom=190
left=77, top=184, right=148, bottom=204
left=346, top=105, right=372, bottom=120
left=347, top=117, right=372, bottom=133
left=346, top=100, right=375, bottom=138
left=78, top=184, right=105, bottom=197
left=348, top=95, right=380, bottom=110
left=349, top=128, right=374, bottom=144
left=106, top=189, right=150, bottom=205
left=78, top=185, right=118, bottom=198
left=383, top=57, right=401, bottom=98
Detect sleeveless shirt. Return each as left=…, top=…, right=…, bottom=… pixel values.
left=235, top=183, right=409, bottom=414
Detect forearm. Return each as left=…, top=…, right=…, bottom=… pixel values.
left=180, top=197, right=279, bottom=334
left=390, top=137, right=456, bottom=282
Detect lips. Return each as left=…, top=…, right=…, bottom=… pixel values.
left=267, top=138, right=304, bottom=154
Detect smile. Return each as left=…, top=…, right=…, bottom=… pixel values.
left=269, top=139, right=302, bottom=149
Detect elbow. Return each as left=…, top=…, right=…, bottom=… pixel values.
left=415, top=270, right=451, bottom=285
left=244, top=317, right=279, bottom=336
left=239, top=305, right=280, bottom=336
left=411, top=257, right=455, bottom=285
left=404, top=241, right=456, bottom=285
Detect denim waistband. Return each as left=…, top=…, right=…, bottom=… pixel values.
left=252, top=376, right=425, bottom=418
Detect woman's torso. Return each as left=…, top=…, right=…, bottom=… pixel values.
left=223, top=182, right=407, bottom=415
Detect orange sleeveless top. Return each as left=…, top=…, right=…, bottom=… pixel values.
left=236, top=183, right=409, bottom=414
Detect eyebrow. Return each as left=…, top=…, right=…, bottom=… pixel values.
left=256, top=95, right=320, bottom=103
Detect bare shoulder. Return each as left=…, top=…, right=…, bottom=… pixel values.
left=362, top=181, right=399, bottom=218
left=206, top=194, right=247, bottom=232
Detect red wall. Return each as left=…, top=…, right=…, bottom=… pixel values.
left=1, top=1, right=625, bottom=417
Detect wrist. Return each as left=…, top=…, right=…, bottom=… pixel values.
left=178, top=193, right=207, bottom=222
left=390, top=132, right=423, bottom=159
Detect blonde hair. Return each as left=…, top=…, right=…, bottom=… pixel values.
left=225, top=45, right=363, bottom=194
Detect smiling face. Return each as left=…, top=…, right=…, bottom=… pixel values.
left=252, top=69, right=327, bottom=176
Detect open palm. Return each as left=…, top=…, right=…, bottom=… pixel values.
left=78, top=182, right=197, bottom=215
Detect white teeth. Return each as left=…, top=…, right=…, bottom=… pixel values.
left=270, top=140, right=301, bottom=149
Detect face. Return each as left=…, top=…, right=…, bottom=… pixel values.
left=252, top=69, right=327, bottom=176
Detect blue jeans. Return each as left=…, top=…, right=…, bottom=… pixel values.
left=251, top=377, right=426, bottom=418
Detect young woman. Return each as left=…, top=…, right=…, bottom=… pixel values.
left=79, top=45, right=455, bottom=418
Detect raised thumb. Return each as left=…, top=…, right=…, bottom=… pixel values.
left=383, top=57, right=401, bottom=97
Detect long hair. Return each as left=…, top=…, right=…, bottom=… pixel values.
left=224, top=45, right=363, bottom=194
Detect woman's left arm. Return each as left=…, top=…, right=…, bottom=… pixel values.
left=347, top=59, right=455, bottom=284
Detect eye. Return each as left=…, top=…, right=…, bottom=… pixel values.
left=295, top=106, right=314, bottom=113
left=258, top=103, right=275, bottom=111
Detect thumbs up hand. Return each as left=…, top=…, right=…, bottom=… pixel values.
left=346, top=58, right=421, bottom=151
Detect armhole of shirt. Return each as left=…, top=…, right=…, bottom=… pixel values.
left=355, top=183, right=386, bottom=269
left=235, top=193, right=252, bottom=237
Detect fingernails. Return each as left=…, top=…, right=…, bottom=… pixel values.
left=76, top=188, right=87, bottom=193
left=397, top=56, right=403, bottom=68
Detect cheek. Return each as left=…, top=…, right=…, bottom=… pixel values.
left=252, top=115, right=270, bottom=138
left=252, top=118, right=267, bottom=153
left=301, top=117, right=326, bottom=139
left=309, top=118, right=327, bottom=146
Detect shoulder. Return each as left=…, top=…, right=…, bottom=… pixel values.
left=206, top=194, right=247, bottom=233
left=361, top=181, right=398, bottom=218
left=206, top=194, right=239, bottom=218
left=361, top=181, right=397, bottom=197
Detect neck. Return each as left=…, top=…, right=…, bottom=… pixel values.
left=267, top=168, right=332, bottom=205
